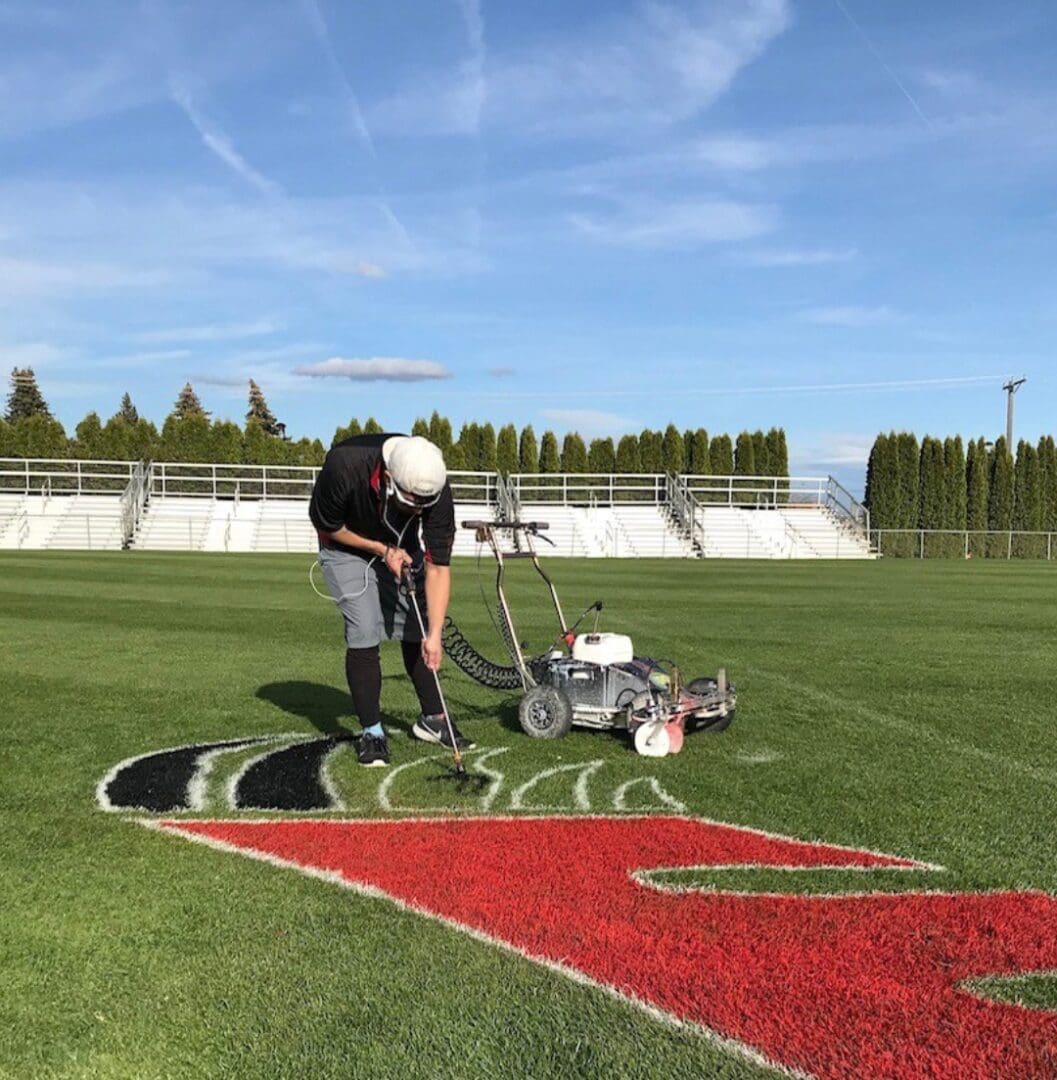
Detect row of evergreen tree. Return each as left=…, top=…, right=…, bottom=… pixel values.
left=342, top=412, right=789, bottom=478
left=864, top=431, right=1057, bottom=555
left=2, top=368, right=791, bottom=477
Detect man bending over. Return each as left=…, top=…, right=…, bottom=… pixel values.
left=309, top=433, right=473, bottom=767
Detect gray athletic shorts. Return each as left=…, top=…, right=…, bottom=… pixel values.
left=319, top=546, right=427, bottom=648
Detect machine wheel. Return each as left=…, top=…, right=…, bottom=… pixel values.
left=633, top=721, right=670, bottom=757
left=688, top=677, right=734, bottom=733
left=519, top=686, right=573, bottom=739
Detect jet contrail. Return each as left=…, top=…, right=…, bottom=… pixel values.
left=831, top=0, right=934, bottom=132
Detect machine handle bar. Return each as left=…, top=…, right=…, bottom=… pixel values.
left=461, top=520, right=549, bottom=532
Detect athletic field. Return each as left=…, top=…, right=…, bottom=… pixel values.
left=3, top=553, right=1057, bottom=1078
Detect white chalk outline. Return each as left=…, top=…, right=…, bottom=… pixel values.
left=634, top=861, right=948, bottom=899
left=612, top=777, right=687, bottom=814
left=376, top=746, right=509, bottom=813
left=508, top=760, right=604, bottom=811
left=140, top=814, right=812, bottom=1079
left=96, top=734, right=299, bottom=813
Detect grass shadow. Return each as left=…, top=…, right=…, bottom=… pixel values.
left=256, top=680, right=414, bottom=738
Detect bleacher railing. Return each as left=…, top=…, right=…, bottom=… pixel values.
left=510, top=473, right=668, bottom=505
left=684, top=474, right=869, bottom=539
left=0, top=458, right=137, bottom=494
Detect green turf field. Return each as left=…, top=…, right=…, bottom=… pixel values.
left=2, top=552, right=1056, bottom=1078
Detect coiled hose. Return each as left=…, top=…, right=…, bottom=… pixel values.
left=441, top=617, right=525, bottom=690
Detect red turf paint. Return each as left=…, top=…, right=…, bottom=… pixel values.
left=161, top=816, right=1057, bottom=1079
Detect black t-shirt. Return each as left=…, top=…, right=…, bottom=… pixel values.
left=308, top=433, right=456, bottom=566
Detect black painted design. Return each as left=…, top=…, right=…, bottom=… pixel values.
left=233, top=737, right=349, bottom=811
left=104, top=739, right=265, bottom=812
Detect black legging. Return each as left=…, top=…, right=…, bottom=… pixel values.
left=344, top=640, right=443, bottom=729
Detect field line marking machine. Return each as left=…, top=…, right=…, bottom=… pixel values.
left=443, top=520, right=737, bottom=758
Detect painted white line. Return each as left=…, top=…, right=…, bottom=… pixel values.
left=746, top=665, right=1057, bottom=788
left=634, top=861, right=945, bottom=898
left=508, top=760, right=604, bottom=811
left=734, top=749, right=782, bottom=765
left=140, top=817, right=810, bottom=1080
left=612, top=777, right=687, bottom=814
left=376, top=747, right=506, bottom=813
left=474, top=747, right=510, bottom=811
left=320, top=738, right=351, bottom=813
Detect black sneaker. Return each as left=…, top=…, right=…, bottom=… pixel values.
left=412, top=713, right=475, bottom=750
left=356, top=731, right=390, bottom=767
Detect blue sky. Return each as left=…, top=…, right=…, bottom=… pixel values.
left=2, top=0, right=1055, bottom=488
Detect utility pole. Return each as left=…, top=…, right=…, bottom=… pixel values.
left=1003, top=376, right=1026, bottom=447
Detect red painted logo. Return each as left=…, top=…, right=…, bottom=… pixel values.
left=158, top=816, right=1057, bottom=1078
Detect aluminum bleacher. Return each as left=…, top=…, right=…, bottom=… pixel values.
left=0, top=458, right=877, bottom=558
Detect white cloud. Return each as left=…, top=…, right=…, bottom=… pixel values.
left=191, top=373, right=248, bottom=388
left=797, top=305, right=900, bottom=327
left=540, top=409, right=634, bottom=436
left=572, top=199, right=776, bottom=248
left=293, top=357, right=453, bottom=382
left=0, top=255, right=171, bottom=296
left=735, top=247, right=858, bottom=267
left=372, top=0, right=791, bottom=138
left=0, top=341, right=71, bottom=367
left=487, top=366, right=515, bottom=378
left=791, top=433, right=875, bottom=469
left=134, top=320, right=280, bottom=344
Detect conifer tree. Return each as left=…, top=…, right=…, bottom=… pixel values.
left=519, top=425, right=539, bottom=473
left=496, top=424, right=518, bottom=475
left=561, top=432, right=587, bottom=473
left=988, top=436, right=1014, bottom=556
left=690, top=429, right=710, bottom=474
left=411, top=417, right=430, bottom=439
left=0, top=417, right=12, bottom=456
left=766, top=428, right=789, bottom=500
left=734, top=431, right=755, bottom=473
left=588, top=437, right=616, bottom=473
left=245, top=380, right=281, bottom=436
left=966, top=437, right=989, bottom=547
left=456, top=423, right=479, bottom=469
left=1039, top=435, right=1057, bottom=533
left=428, top=410, right=452, bottom=452
left=118, top=392, right=139, bottom=425
left=9, top=414, right=67, bottom=457
left=173, top=382, right=209, bottom=420
left=1013, top=439, right=1042, bottom=555
left=73, top=412, right=105, bottom=459
left=615, top=434, right=641, bottom=473
left=479, top=422, right=497, bottom=472
left=944, top=436, right=967, bottom=530
left=918, top=437, right=946, bottom=531
left=896, top=432, right=920, bottom=532
left=333, top=418, right=362, bottom=445
left=539, top=431, right=560, bottom=473
left=710, top=434, right=734, bottom=475
left=213, top=420, right=247, bottom=464
left=865, top=433, right=897, bottom=531
left=362, top=417, right=383, bottom=435
left=682, top=429, right=694, bottom=473
left=638, top=429, right=663, bottom=472
left=751, top=429, right=769, bottom=475
left=5, top=368, right=52, bottom=421
left=662, top=423, right=685, bottom=474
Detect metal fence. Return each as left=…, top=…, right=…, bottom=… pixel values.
left=871, top=529, right=1057, bottom=559
left=684, top=474, right=869, bottom=538
left=510, top=473, right=669, bottom=505
left=0, top=457, right=137, bottom=494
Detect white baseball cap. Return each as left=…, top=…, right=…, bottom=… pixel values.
left=382, top=435, right=447, bottom=502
